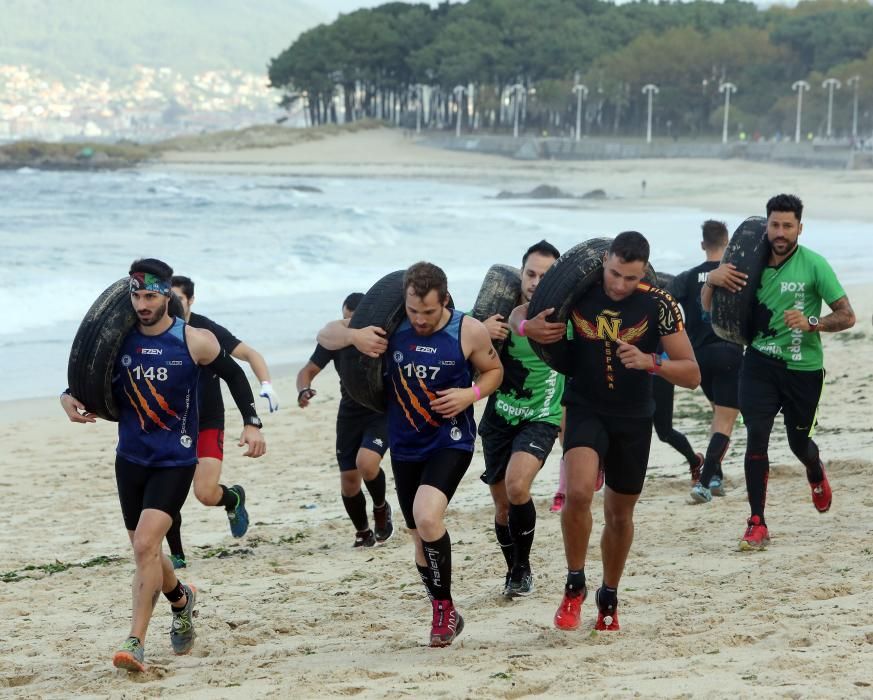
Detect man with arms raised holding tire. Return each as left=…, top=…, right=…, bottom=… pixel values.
left=318, top=262, right=502, bottom=647
left=60, top=259, right=266, bottom=672
left=164, top=275, right=278, bottom=568
left=512, top=232, right=699, bottom=632
left=479, top=240, right=564, bottom=598
left=702, top=194, right=855, bottom=550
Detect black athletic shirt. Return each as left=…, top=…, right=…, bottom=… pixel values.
left=564, top=282, right=683, bottom=418
left=187, top=311, right=243, bottom=430
left=670, top=261, right=724, bottom=350
left=309, top=344, right=380, bottom=422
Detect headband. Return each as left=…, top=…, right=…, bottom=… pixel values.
left=129, top=272, right=171, bottom=296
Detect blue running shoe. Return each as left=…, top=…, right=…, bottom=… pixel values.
left=169, top=553, right=187, bottom=569
left=226, top=485, right=249, bottom=538
left=710, top=478, right=725, bottom=497
left=690, top=482, right=712, bottom=504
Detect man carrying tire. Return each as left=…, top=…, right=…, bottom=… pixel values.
left=296, top=292, right=394, bottom=549
left=317, top=262, right=503, bottom=647
left=60, top=259, right=266, bottom=672
left=163, top=275, right=279, bottom=569
left=702, top=194, right=855, bottom=550
left=512, top=232, right=700, bottom=632
left=671, top=221, right=743, bottom=504
left=479, top=240, right=564, bottom=598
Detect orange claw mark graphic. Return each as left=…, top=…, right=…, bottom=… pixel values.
left=126, top=369, right=171, bottom=431
left=124, top=387, right=146, bottom=431
left=396, top=368, right=439, bottom=427
left=416, top=376, right=437, bottom=402
left=391, top=375, right=419, bottom=431
left=145, top=377, right=178, bottom=418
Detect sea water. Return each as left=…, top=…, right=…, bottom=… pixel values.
left=0, top=168, right=868, bottom=402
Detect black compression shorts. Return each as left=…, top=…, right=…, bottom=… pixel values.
left=336, top=413, right=389, bottom=472
left=697, top=341, right=742, bottom=409
left=478, top=420, right=560, bottom=485
left=115, top=455, right=195, bottom=531
left=739, top=348, right=824, bottom=430
left=563, top=404, right=653, bottom=495
left=391, top=449, right=473, bottom=530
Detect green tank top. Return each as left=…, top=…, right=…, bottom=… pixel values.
left=750, top=246, right=845, bottom=370
left=483, top=332, right=564, bottom=428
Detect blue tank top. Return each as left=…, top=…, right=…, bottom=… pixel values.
left=114, top=317, right=200, bottom=467
left=386, top=309, right=476, bottom=460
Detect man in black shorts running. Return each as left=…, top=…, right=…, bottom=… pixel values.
left=671, top=220, right=743, bottom=504
left=163, top=275, right=278, bottom=568
left=60, top=258, right=266, bottom=672
left=296, top=292, right=394, bottom=547
left=703, top=194, right=855, bottom=549
left=514, top=233, right=700, bottom=632
left=480, top=241, right=564, bottom=597
left=318, top=262, right=502, bottom=647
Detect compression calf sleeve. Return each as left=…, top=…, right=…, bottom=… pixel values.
left=421, top=531, right=452, bottom=601
left=495, top=520, right=513, bottom=569
left=508, top=499, right=536, bottom=571
left=364, top=469, right=386, bottom=508
left=341, top=490, right=369, bottom=531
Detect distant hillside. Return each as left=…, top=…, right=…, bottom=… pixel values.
left=0, top=0, right=329, bottom=78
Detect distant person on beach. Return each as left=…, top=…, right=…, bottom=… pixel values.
left=671, top=221, right=743, bottom=504
left=702, top=194, right=855, bottom=550
left=296, top=292, right=394, bottom=548
left=479, top=241, right=564, bottom=598
left=317, top=262, right=502, bottom=647
left=511, top=232, right=699, bottom=632
left=162, top=275, right=278, bottom=569
left=60, top=258, right=266, bottom=673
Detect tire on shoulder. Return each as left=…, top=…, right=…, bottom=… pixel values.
left=527, top=238, right=657, bottom=376
left=711, top=216, right=769, bottom=346
left=337, top=270, right=408, bottom=413
left=67, top=279, right=185, bottom=421
left=471, top=264, right=521, bottom=356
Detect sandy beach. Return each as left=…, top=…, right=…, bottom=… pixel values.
left=2, top=131, right=873, bottom=698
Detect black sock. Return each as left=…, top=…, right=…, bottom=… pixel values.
left=508, top=499, right=536, bottom=577
left=164, top=580, right=185, bottom=605
left=744, top=453, right=769, bottom=524
left=165, top=512, right=184, bottom=559
left=416, top=563, right=435, bottom=601
left=597, top=584, right=618, bottom=612
left=799, top=444, right=824, bottom=483
left=565, top=569, right=586, bottom=597
left=494, top=520, right=513, bottom=570
left=218, top=484, right=237, bottom=511
left=700, top=432, right=730, bottom=487
left=421, top=531, right=452, bottom=602
left=364, top=469, right=387, bottom=508
left=341, top=490, right=369, bottom=531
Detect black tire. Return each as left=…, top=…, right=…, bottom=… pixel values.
left=67, top=280, right=185, bottom=422
left=337, top=270, right=407, bottom=413
left=656, top=271, right=675, bottom=290
left=471, top=264, right=521, bottom=356
left=711, top=216, right=769, bottom=346
left=527, top=238, right=657, bottom=376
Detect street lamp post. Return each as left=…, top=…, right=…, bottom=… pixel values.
left=822, top=77, right=841, bottom=138
left=847, top=75, right=861, bottom=139
left=792, top=80, right=810, bottom=144
left=453, top=84, right=467, bottom=138
left=719, top=82, right=737, bottom=144
left=572, top=80, right=588, bottom=142
left=510, top=83, right=525, bottom=138
left=641, top=83, right=658, bottom=144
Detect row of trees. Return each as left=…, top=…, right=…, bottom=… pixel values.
left=268, top=0, right=873, bottom=140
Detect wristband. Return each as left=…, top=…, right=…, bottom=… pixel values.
left=705, top=281, right=715, bottom=289
left=647, top=353, right=662, bottom=375
left=518, top=319, right=527, bottom=337
left=472, top=384, right=481, bottom=401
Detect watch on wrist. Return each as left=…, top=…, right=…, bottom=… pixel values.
left=246, top=415, right=263, bottom=429
left=807, top=315, right=819, bottom=331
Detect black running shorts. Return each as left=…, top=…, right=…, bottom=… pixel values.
left=478, top=420, right=560, bottom=485
left=563, top=404, right=653, bottom=495
left=336, top=413, right=389, bottom=472
left=391, top=449, right=473, bottom=529
left=115, top=455, right=196, bottom=531
left=697, top=341, right=742, bottom=409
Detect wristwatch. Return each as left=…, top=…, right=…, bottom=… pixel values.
left=246, top=415, right=263, bottom=429
left=807, top=316, right=819, bottom=331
